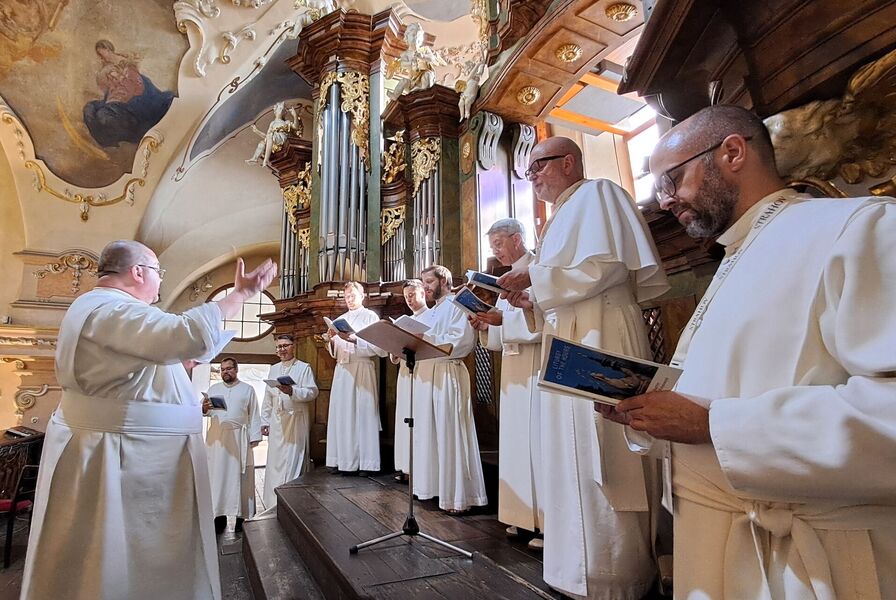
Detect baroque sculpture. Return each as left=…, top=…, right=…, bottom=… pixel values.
left=247, top=102, right=303, bottom=168
left=457, top=60, right=488, bottom=122
left=386, top=22, right=445, bottom=101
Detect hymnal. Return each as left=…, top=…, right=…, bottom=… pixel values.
left=390, top=315, right=430, bottom=335
left=451, top=287, right=496, bottom=316
left=324, top=316, right=355, bottom=334
left=538, top=335, right=682, bottom=406
left=202, top=392, right=228, bottom=410
left=465, top=270, right=508, bottom=294
left=264, top=375, right=296, bottom=388
left=4, top=426, right=39, bottom=438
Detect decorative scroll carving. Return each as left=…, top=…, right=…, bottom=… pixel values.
left=221, top=24, right=256, bottom=65
left=34, top=252, right=98, bottom=295
left=382, top=131, right=407, bottom=185
left=0, top=106, right=27, bottom=160
left=317, top=70, right=370, bottom=168
left=189, top=275, right=214, bottom=301
left=0, top=358, right=27, bottom=370
left=511, top=123, right=536, bottom=180
left=516, top=86, right=541, bottom=105
left=0, top=337, right=56, bottom=348
left=605, top=2, right=638, bottom=22
left=471, top=111, right=503, bottom=170
left=411, top=137, right=441, bottom=196
left=24, top=136, right=161, bottom=221
left=283, top=161, right=312, bottom=234
left=14, top=384, right=55, bottom=416
left=766, top=46, right=896, bottom=185
left=381, top=205, right=406, bottom=245
left=297, top=227, right=311, bottom=249
left=174, top=0, right=222, bottom=77
left=555, top=43, right=583, bottom=63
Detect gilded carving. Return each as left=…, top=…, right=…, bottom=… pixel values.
left=25, top=136, right=161, bottom=221
left=382, top=131, right=407, bottom=185
left=605, top=2, right=638, bottom=22
left=283, top=161, right=312, bottom=234
left=766, top=46, right=896, bottom=185
left=381, top=205, right=407, bottom=245
left=317, top=71, right=370, bottom=168
left=411, top=137, right=442, bottom=196
left=0, top=337, right=56, bottom=348
left=297, top=227, right=311, bottom=249
left=34, top=252, right=98, bottom=295
left=517, top=86, right=541, bottom=106
left=555, top=44, right=583, bottom=63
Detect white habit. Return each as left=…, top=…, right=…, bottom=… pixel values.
left=664, top=190, right=896, bottom=599
left=530, top=178, right=669, bottom=599
left=22, top=288, right=229, bottom=600
left=481, top=252, right=544, bottom=532
left=261, top=359, right=318, bottom=508
left=414, top=295, right=488, bottom=511
left=392, top=305, right=429, bottom=474
left=326, top=307, right=386, bottom=471
left=205, top=380, right=262, bottom=518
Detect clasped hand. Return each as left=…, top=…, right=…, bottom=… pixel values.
left=596, top=391, right=712, bottom=444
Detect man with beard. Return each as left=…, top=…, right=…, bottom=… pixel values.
left=325, top=282, right=386, bottom=475
left=498, top=137, right=669, bottom=599
left=602, top=104, right=896, bottom=599
left=414, top=265, right=488, bottom=513
left=261, top=334, right=319, bottom=508
left=469, top=218, right=544, bottom=549
left=390, top=279, right=429, bottom=482
left=203, top=357, right=262, bottom=533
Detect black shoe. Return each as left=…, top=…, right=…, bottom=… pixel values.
left=358, top=471, right=370, bottom=477
left=235, top=517, right=244, bottom=533
left=214, top=515, right=227, bottom=534
left=327, top=466, right=339, bottom=474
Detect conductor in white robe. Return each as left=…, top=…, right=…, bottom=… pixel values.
left=499, top=137, right=669, bottom=600
left=603, top=104, right=896, bottom=599
left=469, top=218, right=544, bottom=549
left=325, top=281, right=386, bottom=474
left=21, top=241, right=277, bottom=600
left=390, top=279, right=429, bottom=480
left=416, top=265, right=488, bottom=513
left=261, top=334, right=318, bottom=508
left=203, top=357, right=262, bottom=532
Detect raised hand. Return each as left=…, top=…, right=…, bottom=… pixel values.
left=218, top=258, right=279, bottom=320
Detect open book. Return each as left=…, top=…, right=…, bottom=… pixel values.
left=202, top=392, right=227, bottom=410
left=465, top=270, right=508, bottom=294
left=538, top=335, right=682, bottom=406
left=390, top=315, right=430, bottom=335
left=451, top=287, right=496, bottom=316
left=263, top=375, right=296, bottom=388
left=323, top=316, right=355, bottom=334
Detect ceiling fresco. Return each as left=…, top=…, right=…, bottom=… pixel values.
left=0, top=0, right=187, bottom=188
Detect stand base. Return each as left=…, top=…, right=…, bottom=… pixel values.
left=349, top=523, right=474, bottom=558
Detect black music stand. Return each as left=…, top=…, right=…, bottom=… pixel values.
left=348, top=321, right=473, bottom=559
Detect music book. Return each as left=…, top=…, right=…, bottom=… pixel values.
left=202, top=392, right=228, bottom=410
left=264, top=375, right=296, bottom=388
left=355, top=320, right=448, bottom=361
left=324, top=316, right=355, bottom=334
left=390, top=315, right=430, bottom=335
left=4, top=426, right=40, bottom=438
left=451, top=287, right=496, bottom=316
left=465, top=270, right=508, bottom=294
left=538, top=335, right=682, bottom=406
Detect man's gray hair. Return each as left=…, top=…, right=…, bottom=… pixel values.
left=486, top=218, right=526, bottom=238
left=97, top=240, right=152, bottom=277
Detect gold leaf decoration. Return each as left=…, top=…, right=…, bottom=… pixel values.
left=34, top=252, right=98, bottom=295
left=605, top=2, right=638, bottom=22
left=381, top=205, right=406, bottom=245
left=317, top=70, right=370, bottom=169
left=411, top=137, right=441, bottom=196
left=555, top=43, right=583, bottom=63
left=382, top=131, right=407, bottom=184
left=516, top=86, right=541, bottom=106
left=282, top=161, right=312, bottom=234
left=297, top=227, right=311, bottom=249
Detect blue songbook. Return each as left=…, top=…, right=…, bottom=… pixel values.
left=465, top=269, right=507, bottom=294
left=450, top=287, right=496, bottom=316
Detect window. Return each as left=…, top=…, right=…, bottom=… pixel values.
left=208, top=285, right=275, bottom=341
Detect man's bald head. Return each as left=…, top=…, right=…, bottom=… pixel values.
left=98, top=240, right=154, bottom=277
left=96, top=240, right=163, bottom=304
left=527, top=136, right=585, bottom=203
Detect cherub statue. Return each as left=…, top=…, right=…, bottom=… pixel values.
left=386, top=22, right=446, bottom=101
left=246, top=102, right=302, bottom=168
left=276, top=0, right=336, bottom=39
left=457, top=60, right=488, bottom=122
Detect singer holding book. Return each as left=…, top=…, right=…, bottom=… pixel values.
left=261, top=333, right=318, bottom=507
left=324, top=281, right=386, bottom=475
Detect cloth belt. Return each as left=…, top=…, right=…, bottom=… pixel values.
left=675, top=469, right=885, bottom=600
left=55, top=390, right=202, bottom=435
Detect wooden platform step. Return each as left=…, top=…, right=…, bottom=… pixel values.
left=242, top=513, right=325, bottom=600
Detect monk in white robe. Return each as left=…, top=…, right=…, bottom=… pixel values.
left=499, top=137, right=668, bottom=600
left=470, top=219, right=544, bottom=547
left=261, top=334, right=319, bottom=508
left=203, top=357, right=262, bottom=529
left=21, top=241, right=276, bottom=600
left=606, top=105, right=896, bottom=599
left=325, top=281, right=386, bottom=473
left=417, top=265, right=488, bottom=513
left=391, top=279, right=429, bottom=478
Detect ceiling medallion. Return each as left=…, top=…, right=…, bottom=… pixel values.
left=517, top=86, right=541, bottom=106
left=555, top=44, right=583, bottom=63
left=605, top=2, right=638, bottom=22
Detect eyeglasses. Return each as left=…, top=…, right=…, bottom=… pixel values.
left=275, top=343, right=293, bottom=350
left=524, top=154, right=568, bottom=179
left=137, top=264, right=166, bottom=280
left=655, top=136, right=752, bottom=202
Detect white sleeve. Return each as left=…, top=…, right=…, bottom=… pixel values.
left=282, top=364, right=318, bottom=409
left=528, top=259, right=630, bottom=312
left=247, top=388, right=263, bottom=443
left=260, top=366, right=275, bottom=425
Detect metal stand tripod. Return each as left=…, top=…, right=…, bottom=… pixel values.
left=349, top=348, right=473, bottom=558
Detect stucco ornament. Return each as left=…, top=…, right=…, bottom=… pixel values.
left=386, top=23, right=446, bottom=101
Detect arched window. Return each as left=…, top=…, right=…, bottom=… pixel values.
left=208, top=285, right=275, bottom=341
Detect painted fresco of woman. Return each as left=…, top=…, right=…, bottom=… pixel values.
left=82, top=39, right=174, bottom=147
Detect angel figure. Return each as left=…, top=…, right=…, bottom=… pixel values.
left=247, top=102, right=301, bottom=167
left=386, top=22, right=446, bottom=101
left=457, top=60, right=488, bottom=122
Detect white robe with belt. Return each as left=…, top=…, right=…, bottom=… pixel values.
left=325, top=307, right=385, bottom=471
left=481, top=252, right=544, bottom=532
left=261, top=360, right=318, bottom=508
left=21, top=288, right=230, bottom=600
left=392, top=306, right=429, bottom=474
left=205, top=381, right=262, bottom=518
left=414, top=295, right=488, bottom=511
left=665, top=191, right=896, bottom=600
left=530, top=179, right=669, bottom=599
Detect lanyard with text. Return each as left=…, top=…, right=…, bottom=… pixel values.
left=670, top=195, right=800, bottom=368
